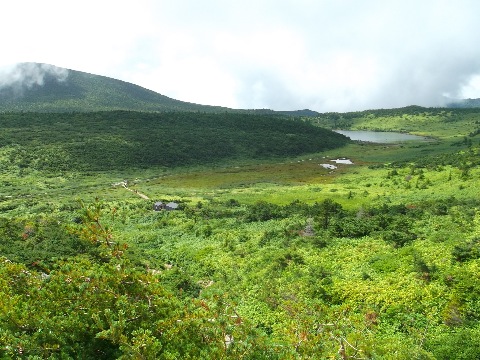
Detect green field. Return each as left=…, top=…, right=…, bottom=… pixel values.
left=1, top=107, right=480, bottom=359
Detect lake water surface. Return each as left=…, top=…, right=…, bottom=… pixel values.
left=335, top=130, right=428, bottom=143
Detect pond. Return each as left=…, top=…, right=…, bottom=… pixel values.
left=334, top=130, right=428, bottom=143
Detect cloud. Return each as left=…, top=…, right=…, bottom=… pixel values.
left=129, top=0, right=480, bottom=111
left=0, top=63, right=69, bottom=96
left=460, top=75, right=480, bottom=99
left=2, top=0, right=480, bottom=111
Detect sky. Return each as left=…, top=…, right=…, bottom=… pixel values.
left=2, top=0, right=480, bottom=112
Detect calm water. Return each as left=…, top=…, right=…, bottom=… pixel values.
left=335, top=130, right=428, bottom=143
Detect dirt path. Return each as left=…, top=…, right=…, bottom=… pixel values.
left=123, top=185, right=150, bottom=200
left=113, top=181, right=150, bottom=200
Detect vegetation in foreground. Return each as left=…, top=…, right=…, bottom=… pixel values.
left=0, top=108, right=479, bottom=359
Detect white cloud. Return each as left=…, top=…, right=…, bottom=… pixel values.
left=2, top=0, right=480, bottom=111
left=459, top=75, right=480, bottom=99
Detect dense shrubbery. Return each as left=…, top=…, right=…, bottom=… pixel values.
left=0, top=111, right=349, bottom=171
left=452, top=237, right=480, bottom=262
left=2, top=184, right=480, bottom=358
left=1, top=107, right=480, bottom=358
left=0, top=194, right=474, bottom=359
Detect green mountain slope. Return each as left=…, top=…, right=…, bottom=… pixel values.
left=309, top=106, right=480, bottom=140
left=0, top=111, right=349, bottom=171
left=0, top=63, right=234, bottom=112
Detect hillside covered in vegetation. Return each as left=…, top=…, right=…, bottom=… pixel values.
left=0, top=63, right=230, bottom=113
left=0, top=63, right=320, bottom=116
left=310, top=106, right=480, bottom=138
left=0, top=105, right=479, bottom=359
left=0, top=111, right=348, bottom=172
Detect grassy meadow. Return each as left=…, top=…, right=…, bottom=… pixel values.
left=1, top=108, right=480, bottom=359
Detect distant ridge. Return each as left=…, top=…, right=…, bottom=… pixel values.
left=279, top=109, right=320, bottom=116
left=446, top=98, right=480, bottom=108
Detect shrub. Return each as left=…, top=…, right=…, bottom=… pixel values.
left=452, top=238, right=480, bottom=262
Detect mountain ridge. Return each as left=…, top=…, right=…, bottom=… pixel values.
left=0, top=63, right=321, bottom=115
left=5, top=62, right=478, bottom=113
left=0, top=63, right=232, bottom=112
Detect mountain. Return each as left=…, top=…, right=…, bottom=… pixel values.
left=446, top=98, right=480, bottom=108
left=278, top=109, right=320, bottom=116
left=0, top=63, right=345, bottom=171
left=0, top=63, right=320, bottom=115
left=0, top=63, right=237, bottom=112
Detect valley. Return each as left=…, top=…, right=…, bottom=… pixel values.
left=0, top=71, right=479, bottom=358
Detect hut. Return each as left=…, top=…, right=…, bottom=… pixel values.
left=153, top=201, right=179, bottom=211
left=153, top=201, right=165, bottom=211
left=165, top=202, right=179, bottom=211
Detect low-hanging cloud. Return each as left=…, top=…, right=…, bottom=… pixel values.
left=0, top=63, right=69, bottom=96
left=2, top=1, right=480, bottom=112
left=224, top=0, right=480, bottom=112
left=120, top=0, right=480, bottom=112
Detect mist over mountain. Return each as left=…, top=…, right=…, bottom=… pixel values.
left=446, top=97, right=480, bottom=108
left=0, top=63, right=235, bottom=112
left=0, top=63, right=322, bottom=115
left=0, top=63, right=68, bottom=95
left=2, top=63, right=479, bottom=114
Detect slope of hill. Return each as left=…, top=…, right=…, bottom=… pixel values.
left=0, top=111, right=350, bottom=171
left=308, top=106, right=480, bottom=140
left=0, top=63, right=234, bottom=112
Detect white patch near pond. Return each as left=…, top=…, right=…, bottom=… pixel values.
left=331, top=158, right=353, bottom=164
